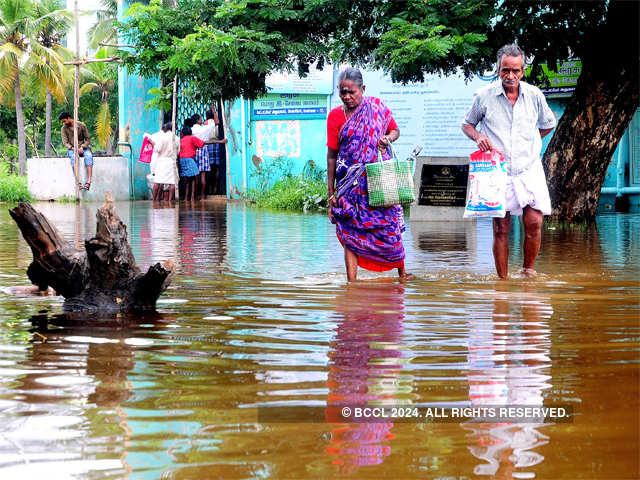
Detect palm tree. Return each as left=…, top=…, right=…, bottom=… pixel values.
left=0, top=0, right=70, bottom=174
left=87, top=0, right=116, bottom=50
left=79, top=46, right=115, bottom=150
left=33, top=0, right=72, bottom=156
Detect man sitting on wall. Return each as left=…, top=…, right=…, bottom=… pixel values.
left=60, top=111, right=93, bottom=190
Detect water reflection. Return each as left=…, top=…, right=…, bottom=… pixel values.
left=0, top=203, right=637, bottom=479
left=0, top=313, right=179, bottom=477
left=325, top=282, right=411, bottom=475
left=463, top=283, right=552, bottom=479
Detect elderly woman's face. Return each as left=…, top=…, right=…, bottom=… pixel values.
left=339, top=80, right=364, bottom=110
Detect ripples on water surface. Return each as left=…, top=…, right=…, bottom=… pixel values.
left=0, top=201, right=637, bottom=479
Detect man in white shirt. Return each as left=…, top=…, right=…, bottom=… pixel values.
left=462, top=44, right=557, bottom=279
left=191, top=106, right=218, bottom=200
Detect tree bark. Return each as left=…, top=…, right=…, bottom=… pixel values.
left=45, top=89, right=52, bottom=156
left=9, top=195, right=175, bottom=313
left=14, top=72, right=27, bottom=176
left=543, top=0, right=639, bottom=223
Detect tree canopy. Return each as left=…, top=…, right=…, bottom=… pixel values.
left=120, top=0, right=632, bottom=102
left=120, top=0, right=639, bottom=221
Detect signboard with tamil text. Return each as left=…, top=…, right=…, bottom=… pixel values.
left=251, top=94, right=327, bottom=120
left=337, top=69, right=492, bottom=158
left=528, top=60, right=582, bottom=98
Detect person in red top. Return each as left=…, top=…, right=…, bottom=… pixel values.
left=326, top=98, right=398, bottom=151
left=179, top=125, right=204, bottom=201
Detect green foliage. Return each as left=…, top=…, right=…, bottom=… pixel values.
left=250, top=155, right=292, bottom=192
left=0, top=143, right=19, bottom=173
left=0, top=162, right=32, bottom=202
left=146, top=85, right=173, bottom=112
left=119, top=0, right=497, bottom=105
left=56, top=194, right=77, bottom=203
left=119, top=0, right=631, bottom=103
left=247, top=176, right=327, bottom=213
left=246, top=158, right=327, bottom=213
left=119, top=0, right=337, bottom=103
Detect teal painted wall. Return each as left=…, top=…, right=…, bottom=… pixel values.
left=118, top=0, right=162, bottom=200
left=225, top=96, right=330, bottom=197
left=226, top=98, right=246, bottom=199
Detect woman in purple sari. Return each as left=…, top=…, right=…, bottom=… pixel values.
left=327, top=67, right=410, bottom=281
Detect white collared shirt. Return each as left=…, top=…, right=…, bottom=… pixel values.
left=463, top=81, right=556, bottom=176
left=191, top=122, right=217, bottom=142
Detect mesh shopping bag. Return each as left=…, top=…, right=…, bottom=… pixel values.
left=366, top=144, right=415, bottom=207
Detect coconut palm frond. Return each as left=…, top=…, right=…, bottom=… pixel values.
left=0, top=41, right=25, bottom=60
left=0, top=57, right=18, bottom=97
left=96, top=101, right=113, bottom=149
left=88, top=17, right=117, bottom=50
left=79, top=82, right=98, bottom=96
left=26, top=43, right=68, bottom=101
left=88, top=0, right=117, bottom=50
left=0, top=65, right=16, bottom=107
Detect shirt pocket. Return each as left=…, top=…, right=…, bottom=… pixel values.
left=515, top=108, right=537, bottom=142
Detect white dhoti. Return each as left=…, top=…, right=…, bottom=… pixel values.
left=152, top=155, right=178, bottom=185
left=504, top=160, right=551, bottom=215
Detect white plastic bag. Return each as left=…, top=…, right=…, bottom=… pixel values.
left=463, top=149, right=507, bottom=218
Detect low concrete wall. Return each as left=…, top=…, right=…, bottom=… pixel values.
left=27, top=155, right=133, bottom=201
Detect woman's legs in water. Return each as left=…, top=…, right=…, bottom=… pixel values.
left=397, top=266, right=413, bottom=279
left=189, top=178, right=197, bottom=201
left=199, top=171, right=207, bottom=200
left=344, top=247, right=412, bottom=281
left=344, top=247, right=358, bottom=282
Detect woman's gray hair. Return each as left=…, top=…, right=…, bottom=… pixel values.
left=497, top=44, right=526, bottom=71
left=337, top=67, right=364, bottom=88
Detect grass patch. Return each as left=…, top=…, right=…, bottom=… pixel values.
left=246, top=158, right=328, bottom=213
left=248, top=176, right=327, bottom=212
left=0, top=163, right=32, bottom=203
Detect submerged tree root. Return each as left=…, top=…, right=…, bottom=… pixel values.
left=9, top=194, right=174, bottom=312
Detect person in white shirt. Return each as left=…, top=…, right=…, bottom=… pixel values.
left=147, top=122, right=180, bottom=201
left=462, top=44, right=557, bottom=279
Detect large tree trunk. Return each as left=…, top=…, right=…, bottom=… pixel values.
left=543, top=0, right=639, bottom=223
left=45, top=89, right=52, bottom=156
left=9, top=195, right=175, bottom=312
left=13, top=72, right=27, bottom=176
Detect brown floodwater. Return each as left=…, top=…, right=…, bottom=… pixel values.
left=0, top=201, right=637, bottom=479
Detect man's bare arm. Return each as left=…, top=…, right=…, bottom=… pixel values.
left=462, top=123, right=492, bottom=152
left=539, top=128, right=553, bottom=138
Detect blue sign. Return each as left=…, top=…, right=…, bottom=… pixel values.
left=252, top=94, right=328, bottom=120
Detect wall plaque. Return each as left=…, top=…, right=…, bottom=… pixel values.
left=418, top=164, right=469, bottom=207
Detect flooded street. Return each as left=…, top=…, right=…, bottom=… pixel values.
left=0, top=201, right=637, bottom=479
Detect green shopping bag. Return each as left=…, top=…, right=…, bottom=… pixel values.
left=366, top=144, right=416, bottom=207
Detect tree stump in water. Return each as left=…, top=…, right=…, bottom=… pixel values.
left=9, top=194, right=175, bottom=312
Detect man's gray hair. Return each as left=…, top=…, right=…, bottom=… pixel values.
left=337, top=67, right=364, bottom=88
left=497, top=44, right=526, bottom=71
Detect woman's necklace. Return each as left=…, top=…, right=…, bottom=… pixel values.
left=342, top=105, right=352, bottom=121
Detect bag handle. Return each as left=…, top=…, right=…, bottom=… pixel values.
left=377, top=141, right=399, bottom=163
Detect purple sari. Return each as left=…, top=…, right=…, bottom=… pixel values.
left=331, top=96, right=405, bottom=271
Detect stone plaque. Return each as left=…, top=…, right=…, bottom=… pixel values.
left=410, top=156, right=471, bottom=221
left=418, top=164, right=469, bottom=207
